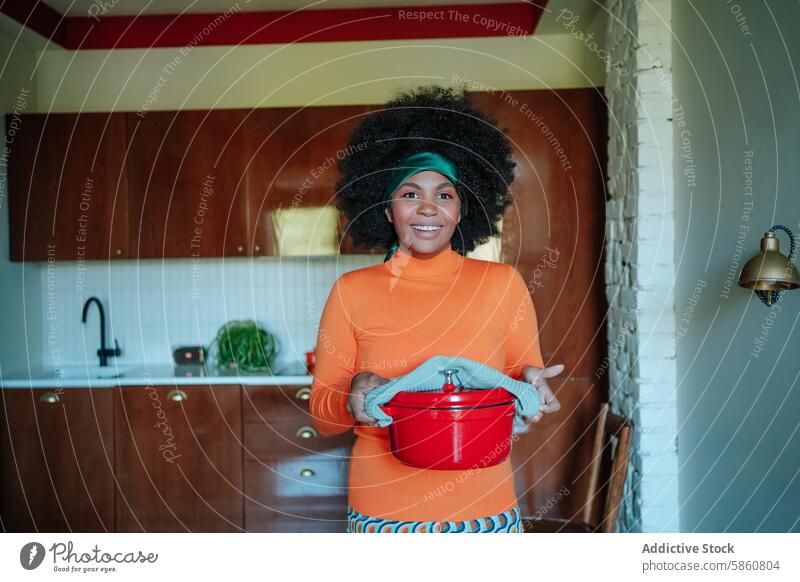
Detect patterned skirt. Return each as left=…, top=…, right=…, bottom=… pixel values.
left=346, top=505, right=524, bottom=533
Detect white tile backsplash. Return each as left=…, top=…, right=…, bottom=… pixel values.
left=42, top=255, right=381, bottom=369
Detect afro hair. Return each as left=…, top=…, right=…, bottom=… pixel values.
left=334, top=84, right=516, bottom=255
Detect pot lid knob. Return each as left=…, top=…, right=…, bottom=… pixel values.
left=441, top=369, right=461, bottom=393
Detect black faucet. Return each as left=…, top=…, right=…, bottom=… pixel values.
left=81, top=297, right=121, bottom=367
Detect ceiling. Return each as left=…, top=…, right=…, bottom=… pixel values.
left=44, top=0, right=534, bottom=13
left=1, top=0, right=604, bottom=51
left=39, top=0, right=603, bottom=35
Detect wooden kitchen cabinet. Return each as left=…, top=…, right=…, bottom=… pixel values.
left=114, top=385, right=243, bottom=532
left=0, top=388, right=116, bottom=532
left=246, top=105, right=377, bottom=255
left=248, top=105, right=371, bottom=207
left=6, top=106, right=382, bottom=260
left=6, top=113, right=130, bottom=261
left=242, top=385, right=354, bottom=532
left=1, top=383, right=351, bottom=533
left=125, top=110, right=253, bottom=258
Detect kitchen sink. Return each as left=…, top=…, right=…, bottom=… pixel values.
left=52, top=365, right=137, bottom=380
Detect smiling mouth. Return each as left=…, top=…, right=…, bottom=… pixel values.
left=411, top=224, right=442, bottom=231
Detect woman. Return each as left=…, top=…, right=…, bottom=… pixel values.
left=310, top=84, right=563, bottom=533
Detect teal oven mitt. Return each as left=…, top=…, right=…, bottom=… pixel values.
left=362, top=355, right=541, bottom=434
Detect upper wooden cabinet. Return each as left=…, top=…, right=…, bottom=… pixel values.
left=6, top=106, right=380, bottom=260
left=7, top=113, right=129, bottom=261
left=249, top=105, right=371, bottom=205
left=126, top=110, right=252, bottom=258
left=246, top=105, right=375, bottom=256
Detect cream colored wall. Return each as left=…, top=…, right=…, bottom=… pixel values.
left=34, top=33, right=606, bottom=112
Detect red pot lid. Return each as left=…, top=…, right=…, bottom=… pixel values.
left=387, top=387, right=516, bottom=409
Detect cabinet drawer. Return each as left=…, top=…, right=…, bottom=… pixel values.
left=243, top=385, right=313, bottom=422
left=244, top=458, right=349, bottom=532
left=245, top=458, right=348, bottom=495
left=244, top=420, right=354, bottom=461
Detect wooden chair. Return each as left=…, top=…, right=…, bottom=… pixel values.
left=522, top=402, right=633, bottom=533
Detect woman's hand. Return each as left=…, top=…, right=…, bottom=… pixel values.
left=520, top=363, right=565, bottom=424
left=348, top=371, right=391, bottom=426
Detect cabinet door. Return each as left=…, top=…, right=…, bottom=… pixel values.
left=114, top=385, right=242, bottom=532
left=126, top=110, right=251, bottom=258
left=7, top=113, right=129, bottom=260
left=247, top=105, right=372, bottom=255
left=0, top=388, right=115, bottom=532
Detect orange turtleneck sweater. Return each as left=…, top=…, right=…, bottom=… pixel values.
left=309, top=243, right=544, bottom=521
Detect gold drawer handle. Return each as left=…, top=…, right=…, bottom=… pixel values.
left=299, top=468, right=316, bottom=477
left=296, top=426, right=318, bottom=439
left=167, top=389, right=188, bottom=402
left=39, top=392, right=60, bottom=404
left=295, top=388, right=311, bottom=401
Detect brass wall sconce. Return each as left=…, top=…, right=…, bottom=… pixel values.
left=738, top=224, right=800, bottom=306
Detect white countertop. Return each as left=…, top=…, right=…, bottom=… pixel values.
left=0, top=362, right=313, bottom=389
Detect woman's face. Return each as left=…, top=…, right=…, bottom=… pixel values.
left=383, top=170, right=461, bottom=259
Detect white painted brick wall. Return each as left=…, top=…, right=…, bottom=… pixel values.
left=605, top=0, right=679, bottom=532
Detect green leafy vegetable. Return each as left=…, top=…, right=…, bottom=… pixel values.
left=210, top=320, right=279, bottom=373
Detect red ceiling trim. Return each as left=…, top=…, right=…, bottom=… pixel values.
left=1, top=3, right=546, bottom=50
left=0, top=0, right=68, bottom=47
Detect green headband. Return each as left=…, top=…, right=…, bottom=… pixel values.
left=383, top=151, right=466, bottom=262
left=383, top=151, right=467, bottom=216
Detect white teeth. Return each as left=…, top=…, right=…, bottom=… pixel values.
left=412, top=225, right=441, bottom=231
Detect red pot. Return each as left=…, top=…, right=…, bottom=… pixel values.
left=380, top=370, right=517, bottom=470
